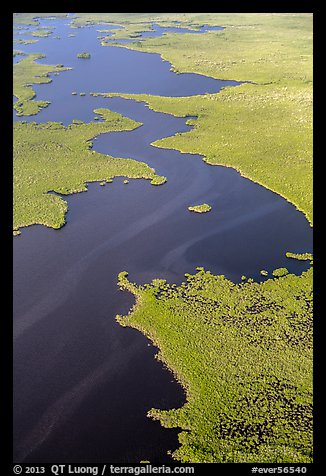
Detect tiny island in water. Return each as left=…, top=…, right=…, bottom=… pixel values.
left=188, top=203, right=212, bottom=213
left=13, top=12, right=313, bottom=465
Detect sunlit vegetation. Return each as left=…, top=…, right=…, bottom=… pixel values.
left=286, top=252, right=313, bottom=261
left=13, top=38, right=38, bottom=45
left=13, top=53, right=70, bottom=116
left=272, top=268, right=289, bottom=278
left=150, top=175, right=167, bottom=185
left=117, top=267, right=312, bottom=463
left=31, top=29, right=53, bottom=37
left=101, top=23, right=154, bottom=43
left=13, top=50, right=27, bottom=58
left=12, top=13, right=313, bottom=464
left=77, top=51, right=91, bottom=59
left=14, top=109, right=166, bottom=234
left=101, top=13, right=312, bottom=224
left=188, top=203, right=211, bottom=213
left=95, top=13, right=314, bottom=463
left=13, top=13, right=68, bottom=25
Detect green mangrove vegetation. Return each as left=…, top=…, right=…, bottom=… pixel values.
left=100, top=13, right=313, bottom=463
left=188, top=203, right=212, bottom=213
left=117, top=267, right=312, bottom=463
left=13, top=13, right=68, bottom=25
left=77, top=52, right=91, bottom=59
left=101, top=13, right=312, bottom=224
left=13, top=50, right=27, bottom=58
left=13, top=109, right=166, bottom=234
left=150, top=175, right=167, bottom=186
left=272, top=268, right=289, bottom=278
left=13, top=38, right=38, bottom=45
left=286, top=252, right=313, bottom=261
left=13, top=53, right=70, bottom=116
left=31, top=29, right=53, bottom=37
left=13, top=13, right=313, bottom=464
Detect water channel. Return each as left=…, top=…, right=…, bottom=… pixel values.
left=13, top=16, right=312, bottom=463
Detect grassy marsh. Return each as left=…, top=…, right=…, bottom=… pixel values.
left=31, top=29, right=53, bottom=38
left=286, top=252, right=313, bottom=261
left=13, top=109, right=166, bottom=234
left=117, top=267, right=312, bottom=463
left=13, top=13, right=68, bottom=25
left=13, top=53, right=70, bottom=116
left=100, top=13, right=312, bottom=224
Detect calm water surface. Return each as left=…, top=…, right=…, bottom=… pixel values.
left=13, top=16, right=312, bottom=463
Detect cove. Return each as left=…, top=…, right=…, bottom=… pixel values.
left=13, top=16, right=312, bottom=464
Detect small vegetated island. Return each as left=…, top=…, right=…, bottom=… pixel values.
left=77, top=51, right=91, bottom=58
left=188, top=203, right=211, bottom=213
left=13, top=12, right=312, bottom=464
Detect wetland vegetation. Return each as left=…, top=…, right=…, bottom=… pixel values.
left=77, top=52, right=91, bottom=59
left=13, top=12, right=313, bottom=464
left=13, top=53, right=70, bottom=116
left=101, top=13, right=312, bottom=224
left=13, top=109, right=165, bottom=233
left=286, top=252, right=313, bottom=261
left=188, top=203, right=212, bottom=213
left=117, top=267, right=312, bottom=463
left=108, top=13, right=313, bottom=463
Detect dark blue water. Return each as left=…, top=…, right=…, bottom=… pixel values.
left=13, top=20, right=240, bottom=120
left=13, top=16, right=312, bottom=464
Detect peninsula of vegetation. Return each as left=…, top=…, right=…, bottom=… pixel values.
left=13, top=53, right=70, bottom=116
left=13, top=109, right=166, bottom=234
left=286, top=252, right=313, bottom=261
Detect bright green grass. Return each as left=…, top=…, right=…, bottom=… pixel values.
left=13, top=53, right=70, bottom=116
left=117, top=267, right=312, bottom=463
left=13, top=109, right=166, bottom=234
